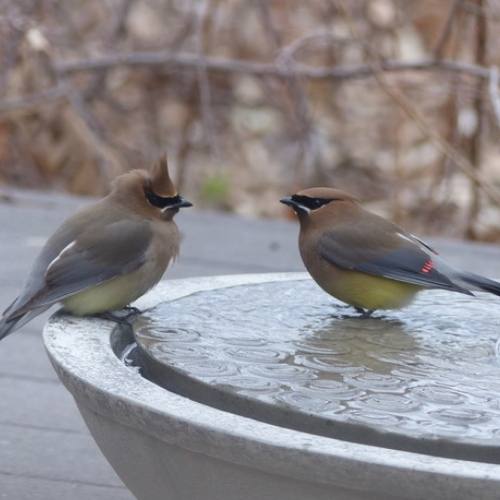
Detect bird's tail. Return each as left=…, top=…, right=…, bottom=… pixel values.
left=0, top=315, right=22, bottom=341
left=457, top=272, right=500, bottom=297
left=0, top=307, right=49, bottom=341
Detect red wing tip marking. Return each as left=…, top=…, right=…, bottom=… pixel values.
left=421, top=260, right=434, bottom=273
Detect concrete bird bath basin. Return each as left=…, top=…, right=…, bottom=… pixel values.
left=44, top=273, right=500, bottom=500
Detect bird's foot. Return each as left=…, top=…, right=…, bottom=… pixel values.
left=354, top=307, right=374, bottom=319
left=95, top=307, right=141, bottom=325
left=122, top=306, right=142, bottom=316
left=334, top=305, right=375, bottom=319
left=94, top=311, right=130, bottom=326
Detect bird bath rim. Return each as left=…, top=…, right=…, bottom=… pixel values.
left=43, top=273, right=500, bottom=500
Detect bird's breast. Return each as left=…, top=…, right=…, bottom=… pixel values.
left=62, top=221, right=179, bottom=316
left=62, top=268, right=157, bottom=315
left=323, top=269, right=420, bottom=310
left=299, top=232, right=420, bottom=310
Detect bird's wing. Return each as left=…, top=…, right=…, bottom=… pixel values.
left=9, top=219, right=152, bottom=318
left=317, top=218, right=471, bottom=294
left=408, top=233, right=439, bottom=255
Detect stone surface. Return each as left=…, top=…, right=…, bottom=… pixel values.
left=2, top=186, right=500, bottom=499
left=0, top=475, right=131, bottom=500
left=45, top=274, right=500, bottom=500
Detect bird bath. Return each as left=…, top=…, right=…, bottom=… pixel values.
left=44, top=273, right=500, bottom=500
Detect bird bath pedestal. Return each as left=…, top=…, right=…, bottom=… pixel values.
left=44, top=274, right=500, bottom=500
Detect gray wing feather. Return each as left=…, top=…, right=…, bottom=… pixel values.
left=7, top=219, right=152, bottom=318
left=3, top=203, right=100, bottom=319
left=318, top=226, right=471, bottom=294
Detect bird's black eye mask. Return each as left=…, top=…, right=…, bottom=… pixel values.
left=291, top=194, right=333, bottom=210
left=144, top=188, right=182, bottom=209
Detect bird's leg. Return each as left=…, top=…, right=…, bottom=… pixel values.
left=94, top=306, right=141, bottom=325
left=334, top=304, right=355, bottom=319
left=122, top=306, right=142, bottom=316
left=94, top=311, right=131, bottom=326
left=355, top=307, right=374, bottom=318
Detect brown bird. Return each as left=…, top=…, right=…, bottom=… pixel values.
left=281, top=187, right=500, bottom=315
left=0, top=155, right=192, bottom=339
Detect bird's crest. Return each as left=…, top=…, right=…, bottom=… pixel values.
left=150, top=154, right=176, bottom=197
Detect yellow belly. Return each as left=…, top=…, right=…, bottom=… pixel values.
left=62, top=270, right=154, bottom=316
left=320, top=269, right=421, bottom=311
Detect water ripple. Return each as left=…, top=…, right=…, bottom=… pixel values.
left=133, top=279, right=500, bottom=445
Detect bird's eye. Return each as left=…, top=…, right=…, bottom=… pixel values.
left=292, top=195, right=332, bottom=210
left=144, top=188, right=181, bottom=208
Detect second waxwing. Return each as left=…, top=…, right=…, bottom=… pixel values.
left=281, top=187, right=500, bottom=315
left=0, top=155, right=192, bottom=340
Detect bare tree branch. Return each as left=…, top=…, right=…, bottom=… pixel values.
left=2, top=54, right=496, bottom=118
left=0, top=85, right=68, bottom=116
left=54, top=51, right=492, bottom=81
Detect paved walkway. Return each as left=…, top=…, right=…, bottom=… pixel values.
left=1, top=188, right=500, bottom=499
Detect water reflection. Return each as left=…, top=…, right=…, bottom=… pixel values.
left=302, top=316, right=415, bottom=376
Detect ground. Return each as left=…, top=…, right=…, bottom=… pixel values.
left=1, top=188, right=500, bottom=499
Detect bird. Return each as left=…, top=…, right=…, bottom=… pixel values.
left=0, top=155, right=192, bottom=340
left=281, top=187, right=500, bottom=315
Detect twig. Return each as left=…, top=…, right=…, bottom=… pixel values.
left=0, top=85, right=68, bottom=116
left=428, top=12, right=466, bottom=205
left=488, top=66, right=500, bottom=126
left=254, top=0, right=282, bottom=47
left=64, top=89, right=120, bottom=185
left=277, top=31, right=352, bottom=63
left=0, top=24, right=24, bottom=96
left=433, top=0, right=463, bottom=58
left=461, top=0, right=500, bottom=21
left=194, top=0, right=219, bottom=157
left=83, top=0, right=135, bottom=101
left=0, top=0, right=39, bottom=95
left=257, top=2, right=323, bottom=184
left=465, top=0, right=487, bottom=239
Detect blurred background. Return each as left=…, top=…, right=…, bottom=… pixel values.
left=1, top=0, right=500, bottom=240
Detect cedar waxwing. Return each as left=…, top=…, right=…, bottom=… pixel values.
left=0, top=155, right=192, bottom=340
left=281, top=187, right=500, bottom=315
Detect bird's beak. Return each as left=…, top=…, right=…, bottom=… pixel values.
left=166, top=196, right=193, bottom=210
left=280, top=196, right=295, bottom=207
left=280, top=196, right=308, bottom=214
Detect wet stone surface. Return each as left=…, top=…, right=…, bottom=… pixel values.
left=132, top=279, right=500, bottom=460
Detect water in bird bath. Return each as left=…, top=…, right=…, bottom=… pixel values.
left=131, top=279, right=500, bottom=463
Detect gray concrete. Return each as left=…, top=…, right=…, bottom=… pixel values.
left=1, top=187, right=500, bottom=499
